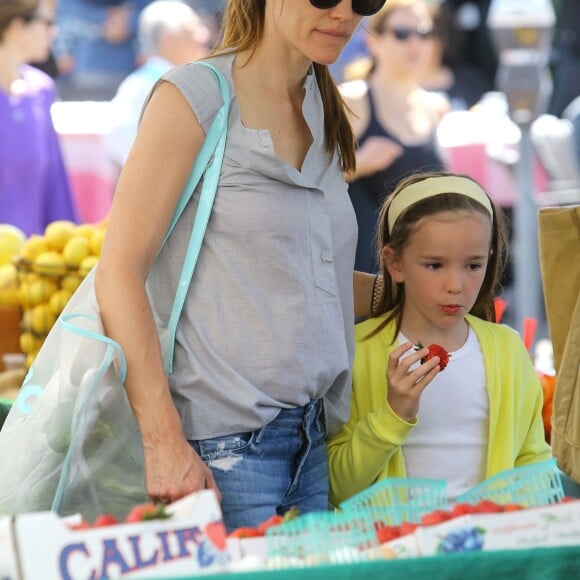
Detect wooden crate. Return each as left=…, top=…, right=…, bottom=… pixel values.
left=0, top=305, right=22, bottom=372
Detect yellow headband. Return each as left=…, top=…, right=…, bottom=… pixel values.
left=387, top=175, right=494, bottom=233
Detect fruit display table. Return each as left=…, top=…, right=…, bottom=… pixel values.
left=159, top=545, right=580, bottom=580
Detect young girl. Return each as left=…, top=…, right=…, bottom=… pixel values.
left=328, top=171, right=551, bottom=506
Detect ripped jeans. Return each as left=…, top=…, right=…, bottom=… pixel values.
left=188, top=400, right=329, bottom=533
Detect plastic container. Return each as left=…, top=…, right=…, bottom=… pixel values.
left=265, top=510, right=378, bottom=569
left=456, top=459, right=564, bottom=507
left=339, top=477, right=449, bottom=526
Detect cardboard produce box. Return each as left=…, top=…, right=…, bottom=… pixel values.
left=415, top=501, right=580, bottom=555
left=5, top=490, right=229, bottom=580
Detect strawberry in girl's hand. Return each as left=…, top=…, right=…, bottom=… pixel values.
left=415, top=341, right=450, bottom=371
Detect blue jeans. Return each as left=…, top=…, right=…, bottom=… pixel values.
left=189, top=400, right=329, bottom=533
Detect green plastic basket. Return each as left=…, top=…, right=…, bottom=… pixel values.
left=339, top=477, right=449, bottom=525
left=265, top=509, right=379, bottom=569
left=456, top=459, right=565, bottom=507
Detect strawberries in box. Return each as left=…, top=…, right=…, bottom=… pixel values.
left=11, top=490, right=229, bottom=580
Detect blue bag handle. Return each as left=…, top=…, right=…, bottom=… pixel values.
left=164, top=62, right=230, bottom=373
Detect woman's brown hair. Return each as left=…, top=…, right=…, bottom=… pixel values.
left=212, top=0, right=356, bottom=174
left=369, top=171, right=509, bottom=342
left=0, top=0, right=39, bottom=42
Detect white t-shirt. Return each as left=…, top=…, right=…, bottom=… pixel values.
left=399, top=327, right=489, bottom=499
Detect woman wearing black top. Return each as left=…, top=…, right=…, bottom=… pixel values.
left=341, top=0, right=448, bottom=273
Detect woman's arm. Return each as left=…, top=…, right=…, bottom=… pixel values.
left=95, top=81, right=219, bottom=503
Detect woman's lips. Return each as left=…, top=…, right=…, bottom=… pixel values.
left=441, top=305, right=462, bottom=314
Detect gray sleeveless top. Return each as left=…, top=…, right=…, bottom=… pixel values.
left=146, top=53, right=357, bottom=439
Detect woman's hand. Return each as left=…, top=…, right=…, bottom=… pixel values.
left=386, top=342, right=440, bottom=422
left=143, top=436, right=221, bottom=505
left=353, top=136, right=403, bottom=180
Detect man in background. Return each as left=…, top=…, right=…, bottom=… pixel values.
left=105, top=0, right=209, bottom=169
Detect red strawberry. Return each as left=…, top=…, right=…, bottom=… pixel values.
left=415, top=341, right=451, bottom=371
left=125, top=503, right=171, bottom=523
left=452, top=503, right=478, bottom=517
left=421, top=509, right=454, bottom=526
left=376, top=525, right=400, bottom=543
left=205, top=521, right=227, bottom=550
left=399, top=521, right=420, bottom=536
left=93, top=514, right=118, bottom=527
left=475, top=500, right=504, bottom=514
left=227, top=526, right=262, bottom=539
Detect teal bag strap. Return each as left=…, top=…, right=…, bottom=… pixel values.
left=164, top=63, right=230, bottom=373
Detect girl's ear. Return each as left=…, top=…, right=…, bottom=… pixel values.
left=383, top=246, right=404, bottom=283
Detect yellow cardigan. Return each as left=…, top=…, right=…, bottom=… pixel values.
left=327, top=314, right=552, bottom=507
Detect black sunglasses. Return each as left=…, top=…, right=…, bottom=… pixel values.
left=310, top=0, right=387, bottom=17
left=23, top=12, right=56, bottom=27
left=383, top=26, right=433, bottom=41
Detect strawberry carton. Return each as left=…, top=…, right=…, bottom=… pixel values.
left=0, top=515, right=20, bottom=580
left=13, top=490, right=229, bottom=579
left=415, top=501, right=580, bottom=556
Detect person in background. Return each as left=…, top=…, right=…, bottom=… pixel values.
left=340, top=0, right=448, bottom=274
left=94, top=0, right=387, bottom=532
left=105, top=0, right=210, bottom=169
left=419, top=1, right=493, bottom=111
left=0, top=0, right=78, bottom=236
left=328, top=172, right=551, bottom=506
left=28, top=0, right=59, bottom=78
left=548, top=0, right=580, bottom=117
left=52, top=0, right=150, bottom=101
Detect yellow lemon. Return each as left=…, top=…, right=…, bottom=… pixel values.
left=62, top=235, right=90, bottom=267
left=49, top=288, right=73, bottom=316
left=30, top=303, right=57, bottom=335
left=89, top=228, right=106, bottom=257
left=33, top=251, right=67, bottom=277
left=0, top=224, right=26, bottom=265
left=79, top=255, right=99, bottom=277
left=19, top=278, right=59, bottom=308
left=0, top=263, right=19, bottom=306
left=61, top=274, right=82, bottom=293
left=44, top=220, right=76, bottom=251
left=74, top=223, right=97, bottom=241
left=20, top=332, right=43, bottom=355
left=25, top=353, right=37, bottom=369
left=19, top=235, right=49, bottom=262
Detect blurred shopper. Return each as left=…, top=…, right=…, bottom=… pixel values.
left=419, top=1, right=493, bottom=111
left=548, top=0, right=580, bottom=117
left=52, top=0, right=150, bottom=100
left=0, top=0, right=78, bottom=236
left=341, top=0, right=448, bottom=273
left=105, top=0, right=210, bottom=168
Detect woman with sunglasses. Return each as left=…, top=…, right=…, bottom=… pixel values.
left=341, top=0, right=449, bottom=274
left=0, top=0, right=78, bottom=236
left=95, top=0, right=386, bottom=532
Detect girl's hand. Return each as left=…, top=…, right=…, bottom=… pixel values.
left=386, top=342, right=440, bottom=422
left=144, top=437, right=221, bottom=505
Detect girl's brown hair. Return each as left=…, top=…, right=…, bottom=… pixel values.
left=369, top=171, right=509, bottom=341
left=213, top=0, right=356, bottom=174
left=0, top=0, right=39, bottom=42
